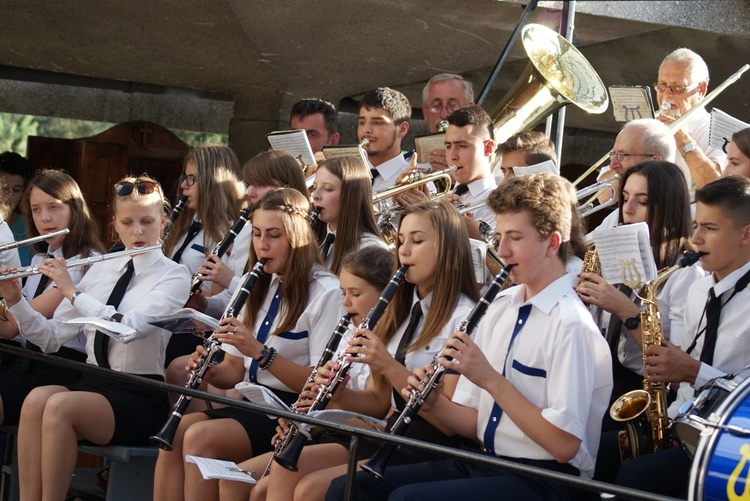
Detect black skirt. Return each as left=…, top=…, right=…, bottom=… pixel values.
left=0, top=346, right=87, bottom=425
left=203, top=388, right=298, bottom=455
left=68, top=372, right=169, bottom=446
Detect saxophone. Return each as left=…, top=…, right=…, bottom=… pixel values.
left=576, top=247, right=601, bottom=289
left=609, top=251, right=702, bottom=463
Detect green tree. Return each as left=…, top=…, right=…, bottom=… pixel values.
left=0, top=113, right=39, bottom=155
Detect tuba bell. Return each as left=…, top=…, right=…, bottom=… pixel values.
left=489, top=24, right=608, bottom=175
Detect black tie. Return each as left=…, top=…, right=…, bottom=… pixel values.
left=693, top=268, right=750, bottom=366
left=320, top=233, right=335, bottom=260
left=94, top=259, right=135, bottom=369
left=395, top=302, right=423, bottom=365
left=172, top=220, right=202, bottom=263
left=606, top=284, right=632, bottom=362
left=33, top=254, right=54, bottom=299
left=370, top=169, right=380, bottom=184
left=392, top=301, right=424, bottom=410
left=453, top=184, right=470, bottom=197
left=700, top=288, right=722, bottom=366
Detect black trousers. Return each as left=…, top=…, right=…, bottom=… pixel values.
left=614, top=446, right=691, bottom=499
left=326, top=457, right=588, bottom=501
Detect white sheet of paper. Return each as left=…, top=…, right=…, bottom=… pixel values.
left=512, top=159, right=559, bottom=177
left=414, top=133, right=446, bottom=164
left=710, top=108, right=750, bottom=154
left=609, top=86, right=655, bottom=122
left=591, top=222, right=656, bottom=286
left=322, top=145, right=360, bottom=159
left=64, top=317, right=137, bottom=343
left=266, top=129, right=315, bottom=166
left=148, top=308, right=221, bottom=334
left=185, top=455, right=257, bottom=484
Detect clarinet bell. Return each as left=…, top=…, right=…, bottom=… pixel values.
left=273, top=431, right=307, bottom=472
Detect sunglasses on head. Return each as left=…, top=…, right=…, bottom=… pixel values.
left=114, top=180, right=158, bottom=196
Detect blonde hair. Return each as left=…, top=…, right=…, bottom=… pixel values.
left=164, top=144, right=245, bottom=257
left=371, top=200, right=479, bottom=389
left=111, top=175, right=167, bottom=243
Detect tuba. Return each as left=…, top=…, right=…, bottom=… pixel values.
left=489, top=23, right=608, bottom=173
left=610, top=251, right=702, bottom=463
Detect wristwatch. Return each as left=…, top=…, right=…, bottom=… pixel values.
left=624, top=314, right=641, bottom=330
left=681, top=142, right=697, bottom=158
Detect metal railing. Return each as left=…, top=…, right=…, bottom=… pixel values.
left=0, top=343, right=680, bottom=501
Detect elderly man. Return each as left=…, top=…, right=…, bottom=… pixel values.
left=421, top=74, right=474, bottom=172
left=655, top=48, right=726, bottom=190
left=594, top=119, right=676, bottom=231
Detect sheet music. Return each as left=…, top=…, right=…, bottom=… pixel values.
left=710, top=108, right=750, bottom=154
left=266, top=129, right=315, bottom=166
left=321, top=145, right=361, bottom=160
left=64, top=318, right=137, bottom=343
left=185, top=455, right=257, bottom=484
left=609, top=86, right=655, bottom=122
left=591, top=222, right=656, bottom=285
left=147, top=308, right=221, bottom=334
left=414, top=133, right=446, bottom=164
left=512, top=159, right=559, bottom=176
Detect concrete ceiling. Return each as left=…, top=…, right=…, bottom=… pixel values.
left=1, top=0, right=749, bottom=152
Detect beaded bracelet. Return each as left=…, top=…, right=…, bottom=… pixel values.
left=259, top=346, right=277, bottom=370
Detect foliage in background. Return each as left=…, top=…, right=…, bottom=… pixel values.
left=0, top=112, right=227, bottom=155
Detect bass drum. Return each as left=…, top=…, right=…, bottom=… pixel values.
left=689, top=377, right=750, bottom=501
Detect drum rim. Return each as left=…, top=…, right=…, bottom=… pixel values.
left=689, top=376, right=750, bottom=500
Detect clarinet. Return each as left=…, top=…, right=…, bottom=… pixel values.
left=261, top=313, right=353, bottom=477
left=362, top=264, right=514, bottom=480
left=188, top=206, right=252, bottom=299
left=151, top=258, right=267, bottom=451
left=164, top=196, right=187, bottom=240
left=273, top=265, right=408, bottom=471
left=308, top=207, right=321, bottom=225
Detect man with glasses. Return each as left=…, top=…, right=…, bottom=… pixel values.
left=421, top=74, right=474, bottom=172
left=655, top=48, right=726, bottom=191
left=594, top=119, right=676, bottom=231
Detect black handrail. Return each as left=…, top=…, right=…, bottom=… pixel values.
left=0, top=343, right=678, bottom=501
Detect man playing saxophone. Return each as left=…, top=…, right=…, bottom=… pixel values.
left=612, top=176, right=750, bottom=497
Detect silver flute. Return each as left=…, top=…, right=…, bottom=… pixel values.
left=0, top=244, right=161, bottom=281
left=0, top=228, right=70, bottom=252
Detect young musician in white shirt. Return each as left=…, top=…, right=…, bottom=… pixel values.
left=0, top=175, right=190, bottom=501
left=0, top=169, right=105, bottom=426
left=327, top=173, right=613, bottom=501
left=153, top=188, right=343, bottom=501
left=311, top=156, right=388, bottom=272
left=614, top=175, right=750, bottom=497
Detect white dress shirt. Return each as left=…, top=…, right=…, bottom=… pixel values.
left=669, top=259, right=750, bottom=418
left=222, top=266, right=344, bottom=394
left=451, top=275, right=613, bottom=479
left=322, top=227, right=389, bottom=269
left=675, top=108, right=727, bottom=194
left=10, top=249, right=191, bottom=374
left=0, top=217, right=21, bottom=269
left=382, top=290, right=475, bottom=410
left=455, top=175, right=498, bottom=228
left=12, top=247, right=96, bottom=349
left=170, top=217, right=234, bottom=293
left=370, top=153, right=410, bottom=194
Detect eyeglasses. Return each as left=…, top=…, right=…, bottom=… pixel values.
left=179, top=174, right=198, bottom=186
left=608, top=151, right=655, bottom=162
left=426, top=103, right=462, bottom=114
left=653, top=82, right=699, bottom=94
left=114, top=181, right=158, bottom=196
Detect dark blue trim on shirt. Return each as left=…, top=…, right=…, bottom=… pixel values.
left=276, top=331, right=309, bottom=340
left=190, top=243, right=205, bottom=253
left=511, top=360, right=547, bottom=378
